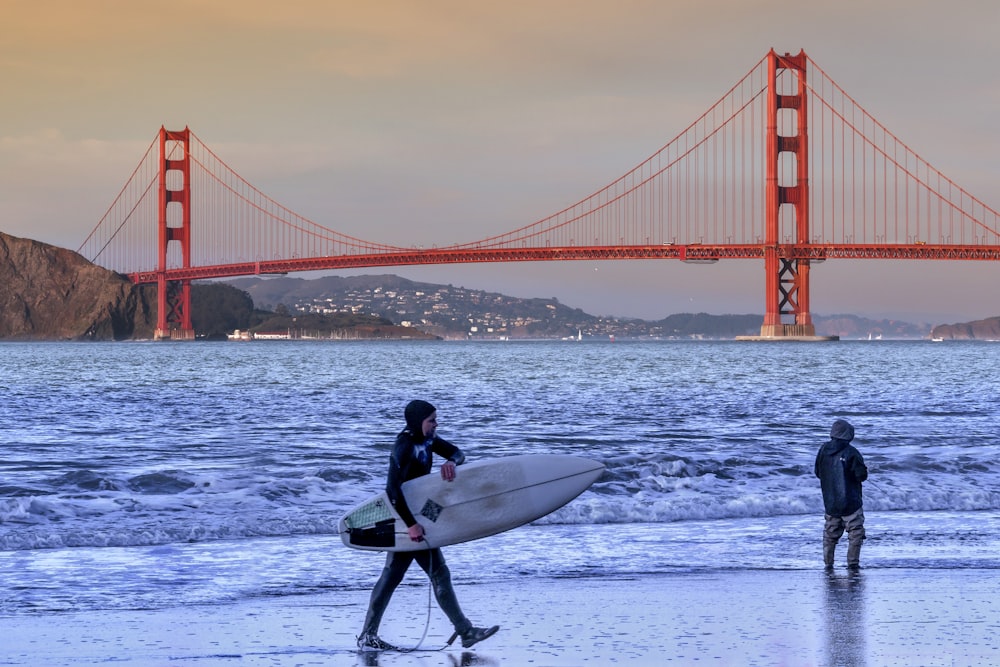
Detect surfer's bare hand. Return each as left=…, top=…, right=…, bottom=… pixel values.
left=408, top=523, right=425, bottom=542
left=441, top=460, right=457, bottom=482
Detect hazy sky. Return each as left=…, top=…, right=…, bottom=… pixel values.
left=3, top=1, right=999, bottom=324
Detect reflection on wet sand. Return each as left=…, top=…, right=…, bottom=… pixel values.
left=358, top=649, right=500, bottom=667
left=823, top=570, right=867, bottom=667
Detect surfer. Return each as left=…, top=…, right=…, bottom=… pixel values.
left=814, top=419, right=869, bottom=571
left=357, top=399, right=499, bottom=651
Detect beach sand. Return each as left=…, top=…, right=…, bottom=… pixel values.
left=3, top=568, right=998, bottom=666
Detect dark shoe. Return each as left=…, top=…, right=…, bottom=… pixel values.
left=357, top=632, right=398, bottom=651
left=847, top=563, right=861, bottom=571
left=447, top=625, right=499, bottom=649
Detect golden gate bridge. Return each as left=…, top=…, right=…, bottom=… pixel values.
left=78, top=49, right=1000, bottom=340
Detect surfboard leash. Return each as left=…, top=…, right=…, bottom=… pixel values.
left=337, top=524, right=450, bottom=654
left=393, top=536, right=447, bottom=653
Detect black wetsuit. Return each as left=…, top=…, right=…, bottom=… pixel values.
left=386, top=429, right=464, bottom=527
left=360, top=428, right=471, bottom=638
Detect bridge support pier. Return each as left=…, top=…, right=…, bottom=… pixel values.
left=154, top=126, right=195, bottom=341
left=760, top=50, right=820, bottom=339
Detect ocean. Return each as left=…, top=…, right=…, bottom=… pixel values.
left=2, top=339, right=999, bottom=617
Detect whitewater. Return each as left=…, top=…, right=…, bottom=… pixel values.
left=2, top=339, right=999, bottom=614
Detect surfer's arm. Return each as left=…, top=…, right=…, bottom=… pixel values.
left=433, top=437, right=465, bottom=465
left=434, top=438, right=464, bottom=482
left=434, top=440, right=465, bottom=482
left=386, top=439, right=420, bottom=528
left=389, top=488, right=419, bottom=529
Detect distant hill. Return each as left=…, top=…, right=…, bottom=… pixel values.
left=230, top=274, right=437, bottom=311
left=813, top=314, right=932, bottom=340
left=930, top=317, right=1000, bottom=341
left=226, top=274, right=935, bottom=340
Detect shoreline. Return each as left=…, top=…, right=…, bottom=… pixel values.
left=3, top=568, right=997, bottom=666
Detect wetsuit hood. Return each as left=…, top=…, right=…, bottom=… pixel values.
left=404, top=399, right=436, bottom=436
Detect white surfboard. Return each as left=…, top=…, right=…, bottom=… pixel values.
left=339, top=454, right=604, bottom=552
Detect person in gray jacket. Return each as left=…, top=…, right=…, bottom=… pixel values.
left=814, top=419, right=869, bottom=570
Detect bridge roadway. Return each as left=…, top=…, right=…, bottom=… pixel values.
left=129, top=243, right=1000, bottom=284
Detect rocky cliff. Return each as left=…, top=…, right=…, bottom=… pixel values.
left=930, top=317, right=1000, bottom=341
left=0, top=231, right=153, bottom=340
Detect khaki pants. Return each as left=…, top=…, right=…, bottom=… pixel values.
left=823, top=508, right=866, bottom=567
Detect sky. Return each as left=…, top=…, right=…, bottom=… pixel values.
left=3, top=0, right=1000, bottom=325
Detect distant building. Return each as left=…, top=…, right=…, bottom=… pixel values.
left=252, top=330, right=293, bottom=340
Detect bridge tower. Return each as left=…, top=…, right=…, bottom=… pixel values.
left=761, top=50, right=815, bottom=338
left=155, top=126, right=195, bottom=340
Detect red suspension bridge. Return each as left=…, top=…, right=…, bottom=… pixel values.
left=79, top=49, right=1000, bottom=340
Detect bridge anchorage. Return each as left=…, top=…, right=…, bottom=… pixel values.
left=81, top=49, right=1000, bottom=341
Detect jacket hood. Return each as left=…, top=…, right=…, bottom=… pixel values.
left=819, top=438, right=850, bottom=457
left=830, top=419, right=855, bottom=442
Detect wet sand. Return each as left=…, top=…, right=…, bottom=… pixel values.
left=3, top=568, right=998, bottom=666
